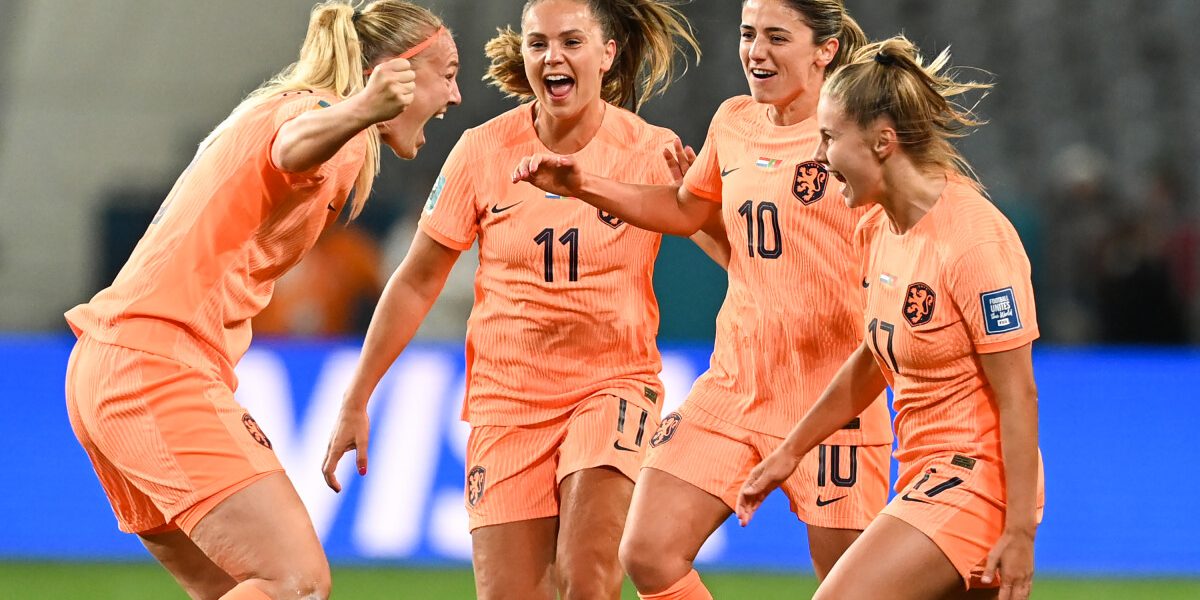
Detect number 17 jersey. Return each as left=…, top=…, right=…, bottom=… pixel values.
left=419, top=103, right=677, bottom=426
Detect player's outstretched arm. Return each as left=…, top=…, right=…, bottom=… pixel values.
left=511, top=153, right=718, bottom=237
left=274, top=57, right=417, bottom=173
left=978, top=343, right=1039, bottom=600
left=736, top=341, right=887, bottom=525
left=321, top=231, right=460, bottom=492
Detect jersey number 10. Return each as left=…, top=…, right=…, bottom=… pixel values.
left=737, top=201, right=783, bottom=259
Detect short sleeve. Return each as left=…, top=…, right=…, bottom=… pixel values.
left=266, top=93, right=351, bottom=188
left=947, top=241, right=1040, bottom=353
left=418, top=132, right=480, bottom=251
left=642, top=129, right=682, bottom=186
left=681, top=109, right=723, bottom=203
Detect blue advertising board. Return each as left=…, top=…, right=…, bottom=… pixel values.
left=3, top=335, right=1198, bottom=575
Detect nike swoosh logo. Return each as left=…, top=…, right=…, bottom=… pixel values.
left=613, top=440, right=639, bottom=453
left=862, top=278, right=869, bottom=288
left=815, top=495, right=847, bottom=507
left=490, top=202, right=522, bottom=214
left=901, top=491, right=931, bottom=504
left=721, top=167, right=740, bottom=177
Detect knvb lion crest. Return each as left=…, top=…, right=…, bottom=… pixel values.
left=466, top=466, right=487, bottom=507
left=793, top=161, right=829, bottom=205
left=241, top=413, right=273, bottom=449
left=650, top=412, right=682, bottom=447
left=904, top=282, right=937, bottom=326
left=598, top=209, right=623, bottom=229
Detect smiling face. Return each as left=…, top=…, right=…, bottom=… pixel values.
left=376, top=31, right=462, bottom=159
left=521, top=0, right=616, bottom=121
left=815, top=92, right=885, bottom=208
left=739, top=0, right=836, bottom=115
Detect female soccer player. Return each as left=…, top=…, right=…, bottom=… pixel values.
left=515, top=1, right=888, bottom=597
left=321, top=1, right=698, bottom=598
left=737, top=36, right=1044, bottom=600
left=64, top=2, right=461, bottom=599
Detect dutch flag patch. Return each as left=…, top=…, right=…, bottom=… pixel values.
left=981, top=287, right=1022, bottom=335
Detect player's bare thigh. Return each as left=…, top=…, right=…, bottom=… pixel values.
left=619, top=468, right=730, bottom=593
left=187, top=472, right=331, bottom=599
left=472, top=517, right=558, bottom=600
left=139, top=528, right=236, bottom=600
left=806, top=525, right=862, bottom=581
left=556, top=467, right=634, bottom=599
left=815, top=514, right=964, bottom=600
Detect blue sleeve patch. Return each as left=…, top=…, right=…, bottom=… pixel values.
left=424, top=174, right=446, bottom=214
left=981, top=287, right=1022, bottom=335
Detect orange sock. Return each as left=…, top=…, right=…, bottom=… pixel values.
left=638, top=569, right=712, bottom=600
left=220, top=582, right=273, bottom=600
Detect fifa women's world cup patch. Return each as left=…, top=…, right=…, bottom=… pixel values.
left=792, top=160, right=829, bottom=205
left=650, top=412, right=682, bottom=447
left=903, top=282, right=937, bottom=326
left=981, top=287, right=1022, bottom=334
left=423, top=174, right=446, bottom=214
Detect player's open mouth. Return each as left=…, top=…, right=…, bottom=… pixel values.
left=750, top=68, right=776, bottom=80
left=830, top=170, right=846, bottom=183
left=545, top=74, right=575, bottom=100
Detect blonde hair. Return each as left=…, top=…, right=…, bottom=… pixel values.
left=824, top=35, right=993, bottom=185
left=753, top=0, right=867, bottom=76
left=200, top=0, right=444, bottom=220
left=484, top=0, right=700, bottom=112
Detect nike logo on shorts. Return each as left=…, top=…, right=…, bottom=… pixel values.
left=613, top=440, right=638, bottom=452
left=721, top=167, right=740, bottom=177
left=815, top=495, right=846, bottom=507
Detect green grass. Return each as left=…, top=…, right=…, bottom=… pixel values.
left=0, top=563, right=1197, bottom=599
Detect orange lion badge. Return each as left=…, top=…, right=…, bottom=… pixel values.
left=466, top=466, right=486, bottom=507
left=904, top=282, right=937, bottom=326
left=650, top=412, right=682, bottom=447
left=241, top=413, right=273, bottom=449
left=793, top=160, right=829, bottom=205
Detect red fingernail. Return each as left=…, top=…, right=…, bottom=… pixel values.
left=359, top=466, right=367, bottom=475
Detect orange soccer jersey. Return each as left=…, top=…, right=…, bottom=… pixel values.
left=857, top=175, right=1040, bottom=485
left=680, top=97, right=891, bottom=445
left=419, top=103, right=678, bottom=426
left=65, top=90, right=367, bottom=383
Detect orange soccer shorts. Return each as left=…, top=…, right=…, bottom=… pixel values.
left=64, top=336, right=284, bottom=535
left=881, top=451, right=1046, bottom=589
left=643, top=402, right=890, bottom=530
left=463, top=393, right=658, bottom=531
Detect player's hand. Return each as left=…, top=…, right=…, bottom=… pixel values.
left=664, top=137, right=696, bottom=183
left=360, top=57, right=417, bottom=124
left=321, top=403, right=371, bottom=493
left=981, top=527, right=1036, bottom=600
left=512, top=153, right=583, bottom=197
left=735, top=450, right=800, bottom=526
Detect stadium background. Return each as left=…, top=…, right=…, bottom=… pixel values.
left=0, top=0, right=1197, bottom=598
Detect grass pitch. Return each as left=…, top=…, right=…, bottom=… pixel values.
left=0, top=562, right=1197, bottom=599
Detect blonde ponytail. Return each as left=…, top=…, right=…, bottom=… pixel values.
left=200, top=1, right=445, bottom=220
left=825, top=35, right=994, bottom=186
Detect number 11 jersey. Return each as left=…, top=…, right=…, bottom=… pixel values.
left=419, top=103, right=677, bottom=426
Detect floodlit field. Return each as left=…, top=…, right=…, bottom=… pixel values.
left=1, top=563, right=1198, bottom=599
